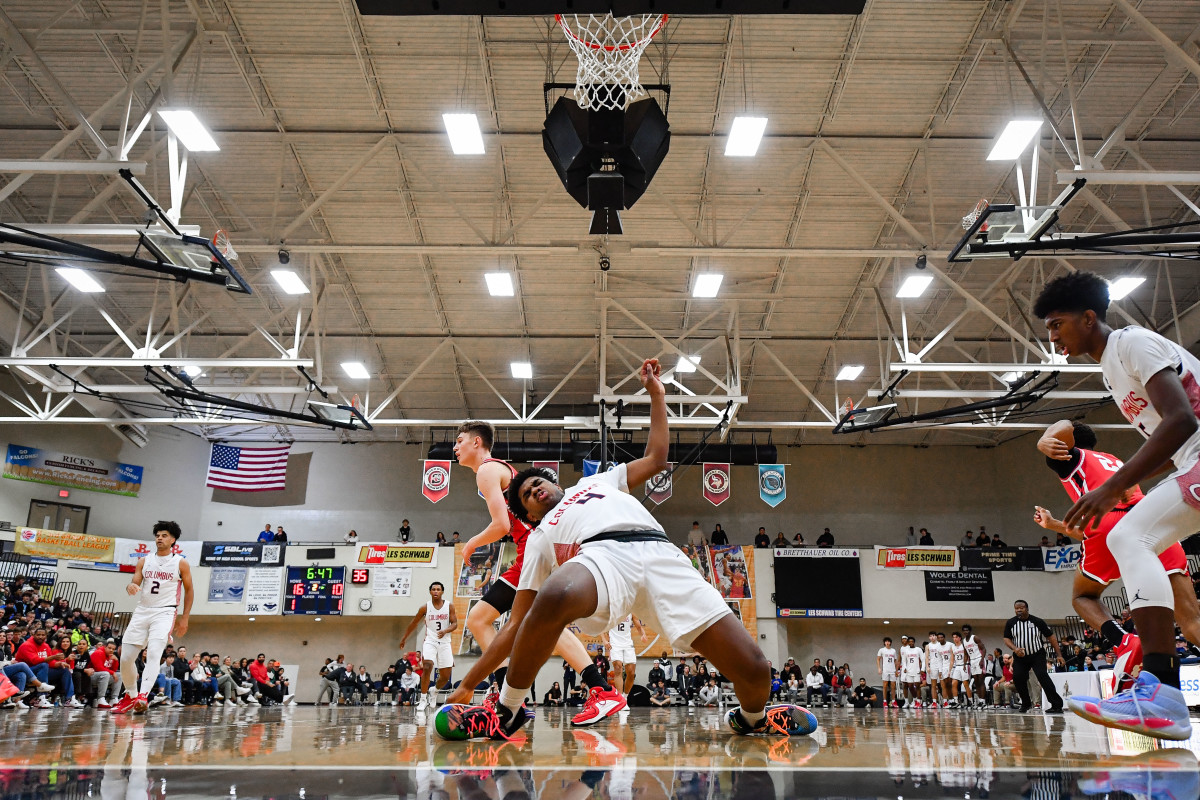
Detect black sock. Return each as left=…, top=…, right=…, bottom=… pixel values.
left=493, top=666, right=507, bottom=687
left=580, top=665, right=611, bottom=691
left=1142, top=653, right=1181, bottom=689
left=1100, top=620, right=1127, bottom=648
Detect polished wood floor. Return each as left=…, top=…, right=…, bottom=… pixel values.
left=0, top=704, right=1197, bottom=798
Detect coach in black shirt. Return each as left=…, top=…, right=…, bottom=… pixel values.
left=1002, top=599, right=1065, bottom=713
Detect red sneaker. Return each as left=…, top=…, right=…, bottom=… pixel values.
left=571, top=686, right=627, bottom=726
left=1113, top=633, right=1143, bottom=693
left=110, top=694, right=138, bottom=714
left=132, top=693, right=149, bottom=714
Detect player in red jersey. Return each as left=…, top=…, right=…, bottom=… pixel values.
left=1033, top=420, right=1200, bottom=687
left=452, top=421, right=620, bottom=723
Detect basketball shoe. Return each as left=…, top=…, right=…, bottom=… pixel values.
left=726, top=704, right=819, bottom=736
left=435, top=702, right=529, bottom=741
left=1113, top=633, right=1143, bottom=692
left=1067, top=672, right=1192, bottom=740
left=109, top=694, right=138, bottom=714
left=1079, top=748, right=1199, bottom=800
left=571, top=685, right=627, bottom=726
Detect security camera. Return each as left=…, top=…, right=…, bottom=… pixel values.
left=599, top=256, right=611, bottom=272
left=915, top=254, right=927, bottom=270
left=278, top=249, right=291, bottom=265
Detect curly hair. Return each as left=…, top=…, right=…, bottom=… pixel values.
left=1072, top=422, right=1098, bottom=450
left=153, top=520, right=182, bottom=540
left=1032, top=271, right=1110, bottom=321
left=506, top=466, right=559, bottom=526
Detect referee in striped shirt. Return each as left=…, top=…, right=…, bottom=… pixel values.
left=1002, top=599, right=1065, bottom=713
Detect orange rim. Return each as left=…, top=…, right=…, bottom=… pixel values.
left=555, top=14, right=668, bottom=53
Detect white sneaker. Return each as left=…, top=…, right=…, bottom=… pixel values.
left=373, top=700, right=380, bottom=706
left=283, top=694, right=295, bottom=705
left=149, top=695, right=169, bottom=707
left=33, top=697, right=53, bottom=709
left=214, top=693, right=224, bottom=701
left=170, top=700, right=184, bottom=707
left=416, top=696, right=428, bottom=711
left=236, top=685, right=251, bottom=696
left=35, top=683, right=53, bottom=693
left=14, top=700, right=28, bottom=710
left=67, top=697, right=86, bottom=708
left=246, top=695, right=260, bottom=705
left=225, top=700, right=236, bottom=707
left=96, top=699, right=111, bottom=708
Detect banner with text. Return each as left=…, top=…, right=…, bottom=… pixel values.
left=758, top=464, right=786, bottom=508
left=421, top=459, right=451, bottom=503
left=4, top=443, right=144, bottom=497
left=875, top=546, right=959, bottom=571
left=208, top=567, right=248, bottom=603
left=200, top=542, right=285, bottom=567
left=243, top=568, right=283, bottom=615
left=702, top=463, right=730, bottom=507
left=373, top=566, right=413, bottom=597
left=113, top=538, right=203, bottom=569
left=356, top=543, right=438, bottom=567
left=1041, top=544, right=1083, bottom=571
left=924, top=570, right=995, bottom=601
left=959, top=547, right=1043, bottom=571
left=15, top=528, right=115, bottom=562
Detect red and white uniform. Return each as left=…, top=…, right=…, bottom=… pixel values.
left=963, top=635, right=984, bottom=677
left=877, top=646, right=897, bottom=682
left=608, top=615, right=637, bottom=665
left=1058, top=447, right=1187, bottom=585
left=123, top=552, right=182, bottom=646
left=899, top=645, right=923, bottom=683
left=421, top=600, right=453, bottom=669
left=481, top=458, right=533, bottom=588
left=949, top=642, right=969, bottom=683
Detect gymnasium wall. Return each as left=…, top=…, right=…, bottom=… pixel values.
left=0, top=422, right=1152, bottom=546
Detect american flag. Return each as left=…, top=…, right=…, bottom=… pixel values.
left=205, top=444, right=290, bottom=491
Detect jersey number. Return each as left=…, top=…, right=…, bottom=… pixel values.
left=1094, top=454, right=1122, bottom=472
left=435, top=620, right=443, bottom=631
left=149, top=581, right=160, bottom=594
left=575, top=492, right=606, bottom=505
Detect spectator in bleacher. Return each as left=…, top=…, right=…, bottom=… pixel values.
left=1039, top=535, right=1051, bottom=548
left=257, top=524, right=274, bottom=543
left=919, top=528, right=934, bottom=545
left=805, top=665, right=828, bottom=706
left=451, top=532, right=461, bottom=545
left=792, top=532, right=805, bottom=547
left=991, top=534, right=1008, bottom=548
left=250, top=652, right=290, bottom=705
left=831, top=666, right=853, bottom=707
left=157, top=653, right=183, bottom=706
left=399, top=520, right=412, bottom=543
left=817, top=528, right=835, bottom=547
left=754, top=527, right=770, bottom=548
left=648, top=660, right=666, bottom=688
left=399, top=663, right=420, bottom=704
left=992, top=653, right=1016, bottom=707
left=378, top=664, right=401, bottom=705
left=47, top=634, right=84, bottom=708
left=352, top=665, right=372, bottom=704
left=687, top=522, right=706, bottom=547
left=542, top=682, right=564, bottom=706
left=87, top=639, right=119, bottom=707
left=1056, top=532, right=1072, bottom=546
left=698, top=678, right=720, bottom=706
left=851, top=679, right=878, bottom=709
left=435, top=532, right=447, bottom=546
left=960, top=531, right=974, bottom=547
left=976, top=529, right=991, bottom=547
left=710, top=524, right=728, bottom=546
left=273, top=527, right=288, bottom=543
left=343, top=530, right=358, bottom=545
left=221, top=656, right=256, bottom=705
left=772, top=532, right=790, bottom=548
left=904, top=527, right=918, bottom=546
left=650, top=680, right=671, bottom=707
left=70, top=623, right=96, bottom=649
left=68, top=639, right=95, bottom=705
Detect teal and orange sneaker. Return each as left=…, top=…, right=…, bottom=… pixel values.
left=726, top=704, right=818, bottom=736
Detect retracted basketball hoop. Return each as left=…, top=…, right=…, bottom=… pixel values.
left=556, top=13, right=667, bottom=111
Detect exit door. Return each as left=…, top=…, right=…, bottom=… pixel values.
left=27, top=500, right=90, bottom=532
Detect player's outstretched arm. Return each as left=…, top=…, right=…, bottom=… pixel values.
left=625, top=358, right=669, bottom=488
left=1032, top=506, right=1075, bottom=538
left=399, top=604, right=428, bottom=647
left=1037, top=420, right=1075, bottom=460
left=445, top=589, right=536, bottom=703
left=463, top=461, right=514, bottom=561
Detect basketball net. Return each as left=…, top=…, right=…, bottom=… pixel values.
left=556, top=13, right=667, bottom=111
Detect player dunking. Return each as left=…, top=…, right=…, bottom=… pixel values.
left=110, top=521, right=193, bottom=714
left=876, top=637, right=898, bottom=708
left=605, top=614, right=647, bottom=695
left=1033, top=419, right=1200, bottom=688
left=1035, top=271, right=1200, bottom=739
left=399, top=581, right=457, bottom=711
left=452, top=420, right=620, bottom=725
left=440, top=359, right=816, bottom=740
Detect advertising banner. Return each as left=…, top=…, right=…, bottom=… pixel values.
left=113, top=538, right=202, bottom=569
left=208, top=567, right=248, bottom=603
left=702, top=462, right=730, bottom=507
left=875, top=546, right=959, bottom=570
left=959, top=547, right=1043, bottom=571
left=243, top=568, right=283, bottom=615
left=421, top=459, right=451, bottom=503
left=924, top=570, right=995, bottom=601
left=4, top=443, right=144, bottom=497
left=356, top=543, right=438, bottom=567
left=758, top=464, right=786, bottom=507
left=372, top=566, right=413, bottom=597
left=200, top=542, right=285, bottom=566
left=775, top=547, right=860, bottom=558
left=15, top=528, right=115, bottom=562
left=645, top=464, right=673, bottom=505
left=1041, top=544, right=1083, bottom=572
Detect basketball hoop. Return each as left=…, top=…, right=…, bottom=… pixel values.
left=212, top=228, right=238, bottom=261
left=556, top=13, right=667, bottom=111
left=961, top=199, right=990, bottom=232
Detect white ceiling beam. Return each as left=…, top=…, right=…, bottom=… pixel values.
left=0, top=357, right=313, bottom=368
left=39, top=384, right=337, bottom=395
left=1111, top=0, right=1200, bottom=84
left=594, top=395, right=749, bottom=405
left=0, top=160, right=146, bottom=175
left=16, top=224, right=201, bottom=236
left=1057, top=169, right=1200, bottom=185
left=277, top=135, right=393, bottom=242
left=895, top=390, right=1109, bottom=400
left=890, top=362, right=1097, bottom=374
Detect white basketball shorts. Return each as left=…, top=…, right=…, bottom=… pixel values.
left=122, top=606, right=176, bottom=647
left=950, top=666, right=970, bottom=683
left=881, top=670, right=897, bottom=683
left=571, top=539, right=732, bottom=651
left=610, top=646, right=637, bottom=665
left=421, top=636, right=454, bottom=669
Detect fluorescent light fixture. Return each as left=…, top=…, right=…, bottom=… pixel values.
left=986, top=119, right=1042, bottom=161
left=443, top=113, right=485, bottom=155
left=182, top=365, right=203, bottom=378
left=485, top=272, right=514, bottom=296
left=725, top=116, right=768, bottom=157
left=1109, top=276, right=1145, bottom=301
left=270, top=269, right=309, bottom=295
left=896, top=275, right=933, bottom=298
left=693, top=273, right=723, bottom=298
left=1000, top=371, right=1026, bottom=384
left=341, top=361, right=370, bottom=380
left=56, top=267, right=104, bottom=293
left=510, top=361, right=533, bottom=380
left=837, top=365, right=864, bottom=381
left=675, top=355, right=701, bottom=373
left=156, top=109, right=220, bottom=152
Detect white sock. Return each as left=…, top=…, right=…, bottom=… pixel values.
left=499, top=680, right=527, bottom=715
left=740, top=707, right=766, bottom=726
left=119, top=643, right=140, bottom=695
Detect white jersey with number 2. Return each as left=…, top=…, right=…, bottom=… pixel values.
left=138, top=553, right=183, bottom=609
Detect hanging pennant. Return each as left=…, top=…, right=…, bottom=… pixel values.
left=532, top=461, right=559, bottom=482
left=421, top=459, right=451, bottom=503
left=582, top=459, right=601, bottom=477
left=758, top=464, right=786, bottom=508
left=645, top=464, right=674, bottom=505
left=702, top=462, right=731, bottom=507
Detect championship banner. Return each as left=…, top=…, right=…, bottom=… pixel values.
left=4, top=443, right=144, bottom=497
left=15, top=528, right=115, bottom=562
left=645, top=464, right=673, bottom=505
left=532, top=461, right=559, bottom=482
left=702, top=462, right=731, bottom=507
left=1042, top=544, right=1083, bottom=572
left=875, top=546, right=959, bottom=570
left=758, top=464, right=786, bottom=507
left=357, top=543, right=438, bottom=567
left=422, top=459, right=451, bottom=503
left=959, top=547, right=1043, bottom=572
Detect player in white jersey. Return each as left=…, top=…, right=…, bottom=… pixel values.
left=876, top=636, right=898, bottom=707
left=441, top=359, right=816, bottom=740
left=899, top=636, right=924, bottom=707
left=110, top=521, right=193, bottom=714
left=947, top=632, right=972, bottom=708
left=922, top=632, right=944, bottom=707
left=1037, top=271, right=1200, bottom=739
left=605, top=613, right=647, bottom=694
left=960, top=624, right=988, bottom=708
left=400, top=581, right=458, bottom=711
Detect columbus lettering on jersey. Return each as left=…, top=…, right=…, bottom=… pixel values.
left=1119, top=391, right=1148, bottom=422
left=142, top=568, right=178, bottom=582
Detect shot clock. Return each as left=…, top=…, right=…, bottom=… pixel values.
left=284, top=566, right=345, bottom=616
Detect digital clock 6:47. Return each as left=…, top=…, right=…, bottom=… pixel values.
left=284, top=566, right=346, bottom=616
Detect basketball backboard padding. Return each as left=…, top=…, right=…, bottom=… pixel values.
left=356, top=1, right=865, bottom=15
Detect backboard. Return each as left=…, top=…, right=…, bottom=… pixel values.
left=833, top=403, right=897, bottom=435
left=948, top=179, right=1085, bottom=262
left=140, top=230, right=252, bottom=294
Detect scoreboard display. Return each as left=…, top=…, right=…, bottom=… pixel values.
left=284, top=566, right=345, bottom=616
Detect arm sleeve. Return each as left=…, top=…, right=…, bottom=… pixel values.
left=1003, top=619, right=1015, bottom=639
left=1120, top=327, right=1180, bottom=383
left=1034, top=617, right=1054, bottom=638
left=1045, top=448, right=1083, bottom=479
